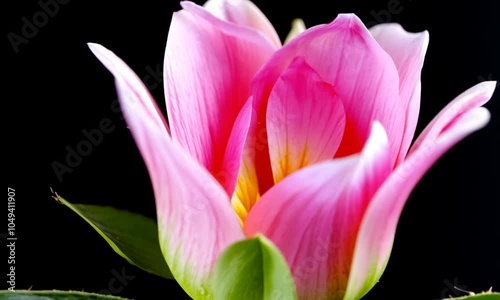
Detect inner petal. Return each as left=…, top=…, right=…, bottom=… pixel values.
left=266, top=57, right=346, bottom=183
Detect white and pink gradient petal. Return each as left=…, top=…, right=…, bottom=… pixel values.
left=344, top=81, right=495, bottom=300
left=410, top=81, right=496, bottom=155
left=89, top=43, right=245, bottom=300
left=87, top=43, right=169, bottom=134
left=164, top=2, right=275, bottom=197
left=203, top=0, right=281, bottom=48
left=370, top=23, right=429, bottom=165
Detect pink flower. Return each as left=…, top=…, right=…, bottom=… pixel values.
left=88, top=0, right=495, bottom=299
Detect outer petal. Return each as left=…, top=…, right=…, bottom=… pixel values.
left=251, top=14, right=404, bottom=177
left=85, top=44, right=169, bottom=133
left=88, top=43, right=245, bottom=299
left=267, top=57, right=345, bottom=183
left=245, top=123, right=391, bottom=300
left=344, top=82, right=495, bottom=300
left=165, top=2, right=275, bottom=197
left=410, top=81, right=496, bottom=155
left=203, top=0, right=281, bottom=48
left=370, top=24, right=429, bottom=164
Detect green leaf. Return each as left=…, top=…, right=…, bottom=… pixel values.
left=0, top=290, right=129, bottom=299
left=54, top=194, right=172, bottom=279
left=442, top=291, right=500, bottom=300
left=213, top=235, right=297, bottom=300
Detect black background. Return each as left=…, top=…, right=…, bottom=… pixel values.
left=4, top=0, right=500, bottom=299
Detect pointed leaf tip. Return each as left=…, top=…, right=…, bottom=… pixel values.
left=55, top=195, right=173, bottom=279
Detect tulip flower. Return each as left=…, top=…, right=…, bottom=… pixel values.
left=87, top=0, right=496, bottom=299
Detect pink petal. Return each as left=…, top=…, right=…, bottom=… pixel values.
left=89, top=43, right=244, bottom=299
left=165, top=3, right=275, bottom=197
left=251, top=14, right=405, bottom=169
left=397, top=79, right=421, bottom=165
left=370, top=24, right=429, bottom=164
left=245, top=123, right=391, bottom=299
left=266, top=57, right=346, bottom=183
left=87, top=43, right=169, bottom=134
left=218, top=97, right=253, bottom=194
left=344, top=82, right=495, bottom=300
left=203, top=0, right=281, bottom=48
left=411, top=81, right=496, bottom=155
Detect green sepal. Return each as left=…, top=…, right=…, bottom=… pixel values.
left=54, top=194, right=172, bottom=279
left=213, top=235, right=297, bottom=300
left=0, top=290, right=129, bottom=299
